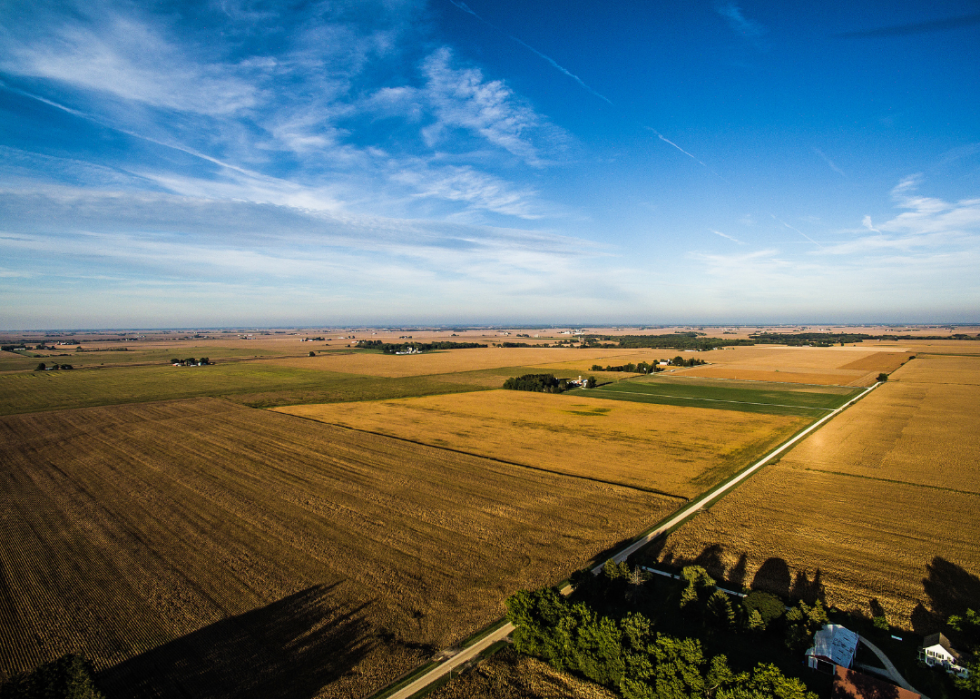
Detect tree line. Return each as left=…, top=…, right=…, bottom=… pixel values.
left=357, top=340, right=487, bottom=354
left=591, top=356, right=707, bottom=373
left=507, top=563, right=820, bottom=699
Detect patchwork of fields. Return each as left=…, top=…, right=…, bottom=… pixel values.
left=274, top=391, right=809, bottom=497
left=645, top=354, right=980, bottom=630
left=0, top=398, right=676, bottom=696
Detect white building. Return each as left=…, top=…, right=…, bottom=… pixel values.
left=919, top=633, right=970, bottom=679
left=806, top=624, right=859, bottom=673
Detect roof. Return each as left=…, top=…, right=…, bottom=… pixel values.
left=808, top=624, right=860, bottom=668
left=922, top=632, right=960, bottom=659
left=832, top=666, right=920, bottom=699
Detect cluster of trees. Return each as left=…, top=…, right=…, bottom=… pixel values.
left=610, top=334, right=751, bottom=351
left=503, top=374, right=574, bottom=393
left=357, top=340, right=487, bottom=354
left=497, top=341, right=532, bottom=348
left=946, top=609, right=980, bottom=692
left=750, top=331, right=978, bottom=346
left=34, top=363, right=73, bottom=371
left=592, top=362, right=663, bottom=374
left=170, top=357, right=210, bottom=366
left=507, top=575, right=817, bottom=699
left=0, top=653, right=104, bottom=698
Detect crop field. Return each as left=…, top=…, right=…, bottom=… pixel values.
left=675, top=345, right=913, bottom=386
left=274, top=390, right=809, bottom=497
left=0, top=398, right=675, bottom=697
left=642, top=355, right=980, bottom=630
left=257, top=347, right=652, bottom=379
left=0, top=363, right=484, bottom=416
left=575, top=376, right=859, bottom=416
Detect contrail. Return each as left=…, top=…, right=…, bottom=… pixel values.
left=447, top=0, right=612, bottom=105
left=645, top=127, right=707, bottom=167
left=447, top=0, right=724, bottom=172
left=772, top=214, right=822, bottom=248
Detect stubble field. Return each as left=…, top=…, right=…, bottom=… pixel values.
left=274, top=390, right=809, bottom=498
left=0, top=398, right=676, bottom=698
left=644, top=354, right=980, bottom=630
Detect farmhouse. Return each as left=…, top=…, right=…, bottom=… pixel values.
left=831, top=666, right=920, bottom=699
left=919, top=632, right=971, bottom=678
left=806, top=624, right=860, bottom=673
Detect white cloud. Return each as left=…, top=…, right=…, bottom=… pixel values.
left=420, top=48, right=568, bottom=166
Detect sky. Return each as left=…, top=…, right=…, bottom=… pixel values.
left=1, top=0, right=979, bottom=328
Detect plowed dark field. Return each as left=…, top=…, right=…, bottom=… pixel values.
left=0, top=398, right=675, bottom=698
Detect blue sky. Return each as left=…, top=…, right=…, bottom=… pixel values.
left=1, top=0, right=978, bottom=328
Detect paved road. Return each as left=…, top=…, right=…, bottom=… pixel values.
left=371, top=382, right=881, bottom=699
left=858, top=636, right=928, bottom=698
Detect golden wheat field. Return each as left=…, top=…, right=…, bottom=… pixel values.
left=647, top=354, right=980, bottom=630
left=257, top=347, right=662, bottom=378
left=273, top=390, right=809, bottom=498
left=0, top=398, right=676, bottom=698
left=676, top=345, right=912, bottom=386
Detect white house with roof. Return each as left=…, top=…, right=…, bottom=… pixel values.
left=919, top=633, right=970, bottom=678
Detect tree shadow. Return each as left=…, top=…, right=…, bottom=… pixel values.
left=728, top=553, right=748, bottom=589
left=98, top=583, right=375, bottom=699
left=914, top=556, right=980, bottom=634
left=751, top=558, right=792, bottom=599
left=790, top=569, right=826, bottom=605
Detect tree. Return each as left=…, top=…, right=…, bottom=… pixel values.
left=586, top=376, right=597, bottom=388
left=746, top=609, right=766, bottom=633
left=743, top=591, right=785, bottom=631
left=877, top=372, right=889, bottom=382
left=707, top=590, right=736, bottom=629
left=784, top=600, right=827, bottom=652
left=34, top=362, right=45, bottom=371
left=309, top=351, right=316, bottom=357
left=0, top=653, right=105, bottom=699
left=679, top=566, right=716, bottom=617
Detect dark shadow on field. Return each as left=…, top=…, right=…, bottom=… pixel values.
left=753, top=558, right=792, bottom=598
left=912, top=556, right=980, bottom=634
left=98, top=584, right=374, bottom=699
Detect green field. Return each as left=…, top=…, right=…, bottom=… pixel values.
left=571, top=376, right=859, bottom=416
left=0, top=363, right=481, bottom=416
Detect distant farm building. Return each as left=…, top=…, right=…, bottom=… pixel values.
left=919, top=633, right=971, bottom=678
left=806, top=624, right=860, bottom=673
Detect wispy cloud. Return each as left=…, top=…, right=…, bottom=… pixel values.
left=711, top=229, right=744, bottom=244
left=771, top=215, right=823, bottom=248
left=420, top=48, right=569, bottom=167
left=715, top=2, right=768, bottom=49
left=814, top=148, right=845, bottom=177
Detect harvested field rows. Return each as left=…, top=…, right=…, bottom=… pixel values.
left=0, top=363, right=480, bottom=416
left=258, top=347, right=652, bottom=378
left=274, top=391, right=809, bottom=497
left=645, top=356, right=980, bottom=630
left=0, top=398, right=675, bottom=697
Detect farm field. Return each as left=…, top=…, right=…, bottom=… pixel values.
left=575, top=376, right=859, bottom=416
left=641, top=355, right=980, bottom=630
left=273, top=390, right=809, bottom=497
left=675, top=345, right=913, bottom=386
left=0, top=398, right=676, bottom=698
left=0, top=363, right=483, bottom=416
left=258, top=346, right=659, bottom=379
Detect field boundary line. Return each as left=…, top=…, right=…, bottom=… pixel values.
left=272, top=412, right=690, bottom=501
left=365, top=381, right=881, bottom=699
